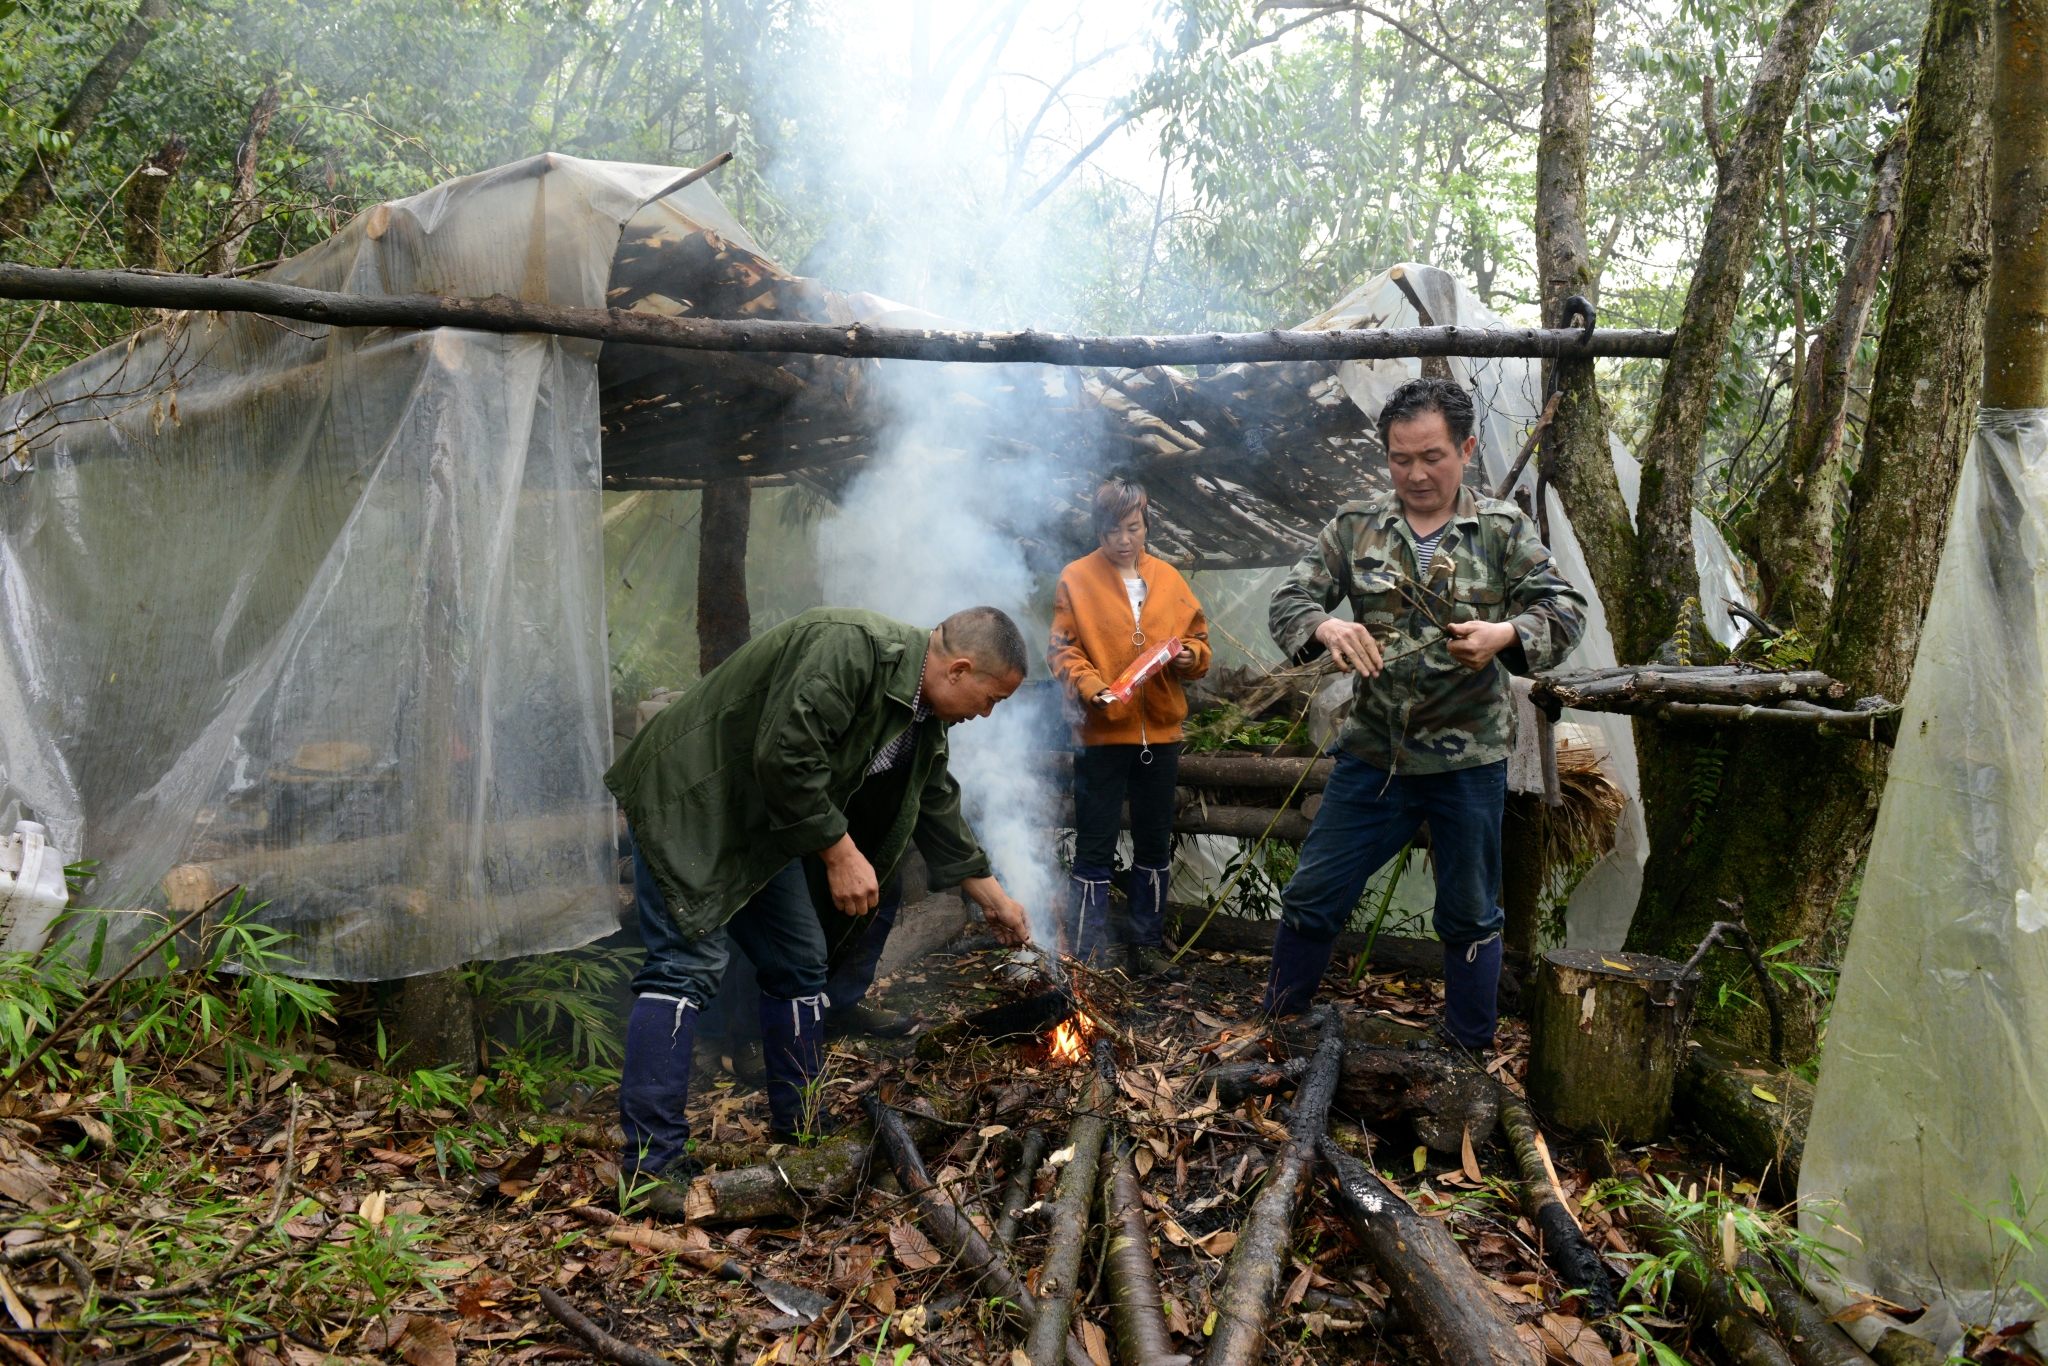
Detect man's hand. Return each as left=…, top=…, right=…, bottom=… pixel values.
left=819, top=834, right=880, bottom=915
left=1314, top=618, right=1385, bottom=678
left=1445, top=619, right=1520, bottom=671
left=961, top=875, right=1030, bottom=947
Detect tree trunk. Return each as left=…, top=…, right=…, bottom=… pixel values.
left=1526, top=949, right=1697, bottom=1142
left=1982, top=0, right=2048, bottom=410
left=697, top=479, right=751, bottom=674
left=0, top=0, right=174, bottom=240
left=1626, top=0, right=1837, bottom=663
left=120, top=134, right=186, bottom=271
left=1621, top=0, right=1998, bottom=1057
left=388, top=968, right=479, bottom=1076
left=1746, top=131, right=1908, bottom=631
left=205, top=85, right=282, bottom=277
left=1532, top=0, right=1639, bottom=643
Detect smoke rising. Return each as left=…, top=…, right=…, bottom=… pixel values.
left=815, top=368, right=1069, bottom=951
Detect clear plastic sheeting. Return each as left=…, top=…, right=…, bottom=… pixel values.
left=1800, top=408, right=2048, bottom=1339
left=0, top=154, right=745, bottom=980
left=1296, top=265, right=1763, bottom=948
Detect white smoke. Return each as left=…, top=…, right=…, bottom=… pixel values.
left=815, top=377, right=1069, bottom=950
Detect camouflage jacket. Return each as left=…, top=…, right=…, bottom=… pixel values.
left=1269, top=487, right=1587, bottom=774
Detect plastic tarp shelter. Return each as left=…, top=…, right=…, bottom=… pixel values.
left=1800, top=408, right=2048, bottom=1348
left=0, top=154, right=759, bottom=980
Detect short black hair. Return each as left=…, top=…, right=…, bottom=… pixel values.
left=1091, top=478, right=1149, bottom=540
left=1377, top=376, right=1476, bottom=448
left=938, top=606, right=1029, bottom=678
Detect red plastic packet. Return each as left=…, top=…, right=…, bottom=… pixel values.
left=1103, top=636, right=1182, bottom=704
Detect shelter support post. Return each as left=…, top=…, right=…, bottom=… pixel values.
left=697, top=479, right=752, bottom=673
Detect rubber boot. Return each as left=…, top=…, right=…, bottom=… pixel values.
left=1440, top=932, right=1504, bottom=1050
left=1260, top=921, right=1336, bottom=1018
left=618, top=994, right=701, bottom=1180
left=1063, top=867, right=1113, bottom=965
left=1126, top=863, right=1184, bottom=981
left=759, top=990, right=831, bottom=1143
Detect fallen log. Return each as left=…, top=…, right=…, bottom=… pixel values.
left=1163, top=907, right=1523, bottom=1004
left=0, top=263, right=1676, bottom=365
left=1203, top=1036, right=1498, bottom=1155
left=1053, top=798, right=1315, bottom=841
left=1098, top=1142, right=1191, bottom=1366
left=1027, top=1041, right=1116, bottom=1366
left=1741, top=1253, right=1879, bottom=1366
left=1039, top=751, right=1336, bottom=793
left=1600, top=1151, right=1797, bottom=1366
left=861, top=1097, right=1096, bottom=1366
left=681, top=1095, right=955, bottom=1224
left=996, top=1127, right=1050, bottom=1250
left=1317, top=1137, right=1535, bottom=1366
left=1206, top=1009, right=1344, bottom=1366
left=539, top=1286, right=673, bottom=1366
left=915, top=988, right=1078, bottom=1063
left=1672, top=1032, right=1811, bottom=1199
left=1494, top=1089, right=1619, bottom=1333
left=860, top=1094, right=1036, bottom=1322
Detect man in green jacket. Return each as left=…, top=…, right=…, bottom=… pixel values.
left=607, top=605, right=1033, bottom=1195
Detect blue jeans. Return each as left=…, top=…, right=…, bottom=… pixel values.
left=1279, top=753, right=1506, bottom=946
left=630, top=845, right=899, bottom=1015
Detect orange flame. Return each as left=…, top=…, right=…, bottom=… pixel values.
left=1047, top=1015, right=1090, bottom=1065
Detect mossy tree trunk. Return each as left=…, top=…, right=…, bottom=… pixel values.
left=0, top=0, right=173, bottom=240
left=1621, top=0, right=1998, bottom=1057
left=1533, top=0, right=1638, bottom=629
left=1982, top=0, right=2048, bottom=411
left=1743, top=131, right=1908, bottom=632
left=1622, top=0, right=1837, bottom=664
left=121, top=135, right=186, bottom=271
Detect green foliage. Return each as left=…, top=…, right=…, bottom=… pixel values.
left=0, top=892, right=337, bottom=1154
left=1685, top=739, right=1727, bottom=843
left=1184, top=704, right=1306, bottom=753
left=1600, top=1171, right=1846, bottom=1365
left=1754, top=628, right=1818, bottom=669
left=1960, top=1176, right=2048, bottom=1331
left=464, top=944, right=633, bottom=1070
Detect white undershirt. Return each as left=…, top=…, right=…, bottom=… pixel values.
left=1123, top=575, right=1147, bottom=625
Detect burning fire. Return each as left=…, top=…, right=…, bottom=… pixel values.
left=1047, top=1014, right=1093, bottom=1066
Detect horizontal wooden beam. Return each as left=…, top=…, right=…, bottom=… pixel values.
left=0, top=264, right=1676, bottom=368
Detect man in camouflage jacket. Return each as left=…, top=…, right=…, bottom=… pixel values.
left=1262, top=376, right=1587, bottom=1047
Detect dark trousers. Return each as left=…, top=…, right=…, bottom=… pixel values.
left=1279, top=753, right=1506, bottom=946
left=1072, top=741, right=1183, bottom=872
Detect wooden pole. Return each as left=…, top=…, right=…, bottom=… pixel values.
left=697, top=478, right=751, bottom=674
left=0, top=263, right=1676, bottom=367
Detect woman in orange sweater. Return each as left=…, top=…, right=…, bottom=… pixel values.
left=1048, top=479, right=1211, bottom=978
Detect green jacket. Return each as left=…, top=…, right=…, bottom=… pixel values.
left=1269, top=487, right=1588, bottom=774
left=605, top=608, right=993, bottom=942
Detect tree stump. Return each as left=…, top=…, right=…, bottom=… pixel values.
left=1527, top=949, right=1696, bottom=1142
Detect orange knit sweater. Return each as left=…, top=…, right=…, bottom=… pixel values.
left=1048, top=550, right=1212, bottom=746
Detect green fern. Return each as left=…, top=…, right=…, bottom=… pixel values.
left=1685, top=741, right=1727, bottom=843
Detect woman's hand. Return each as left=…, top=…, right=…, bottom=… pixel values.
left=1172, top=645, right=1197, bottom=672
left=1093, top=690, right=1117, bottom=708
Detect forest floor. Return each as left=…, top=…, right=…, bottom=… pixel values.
left=0, top=935, right=1757, bottom=1366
